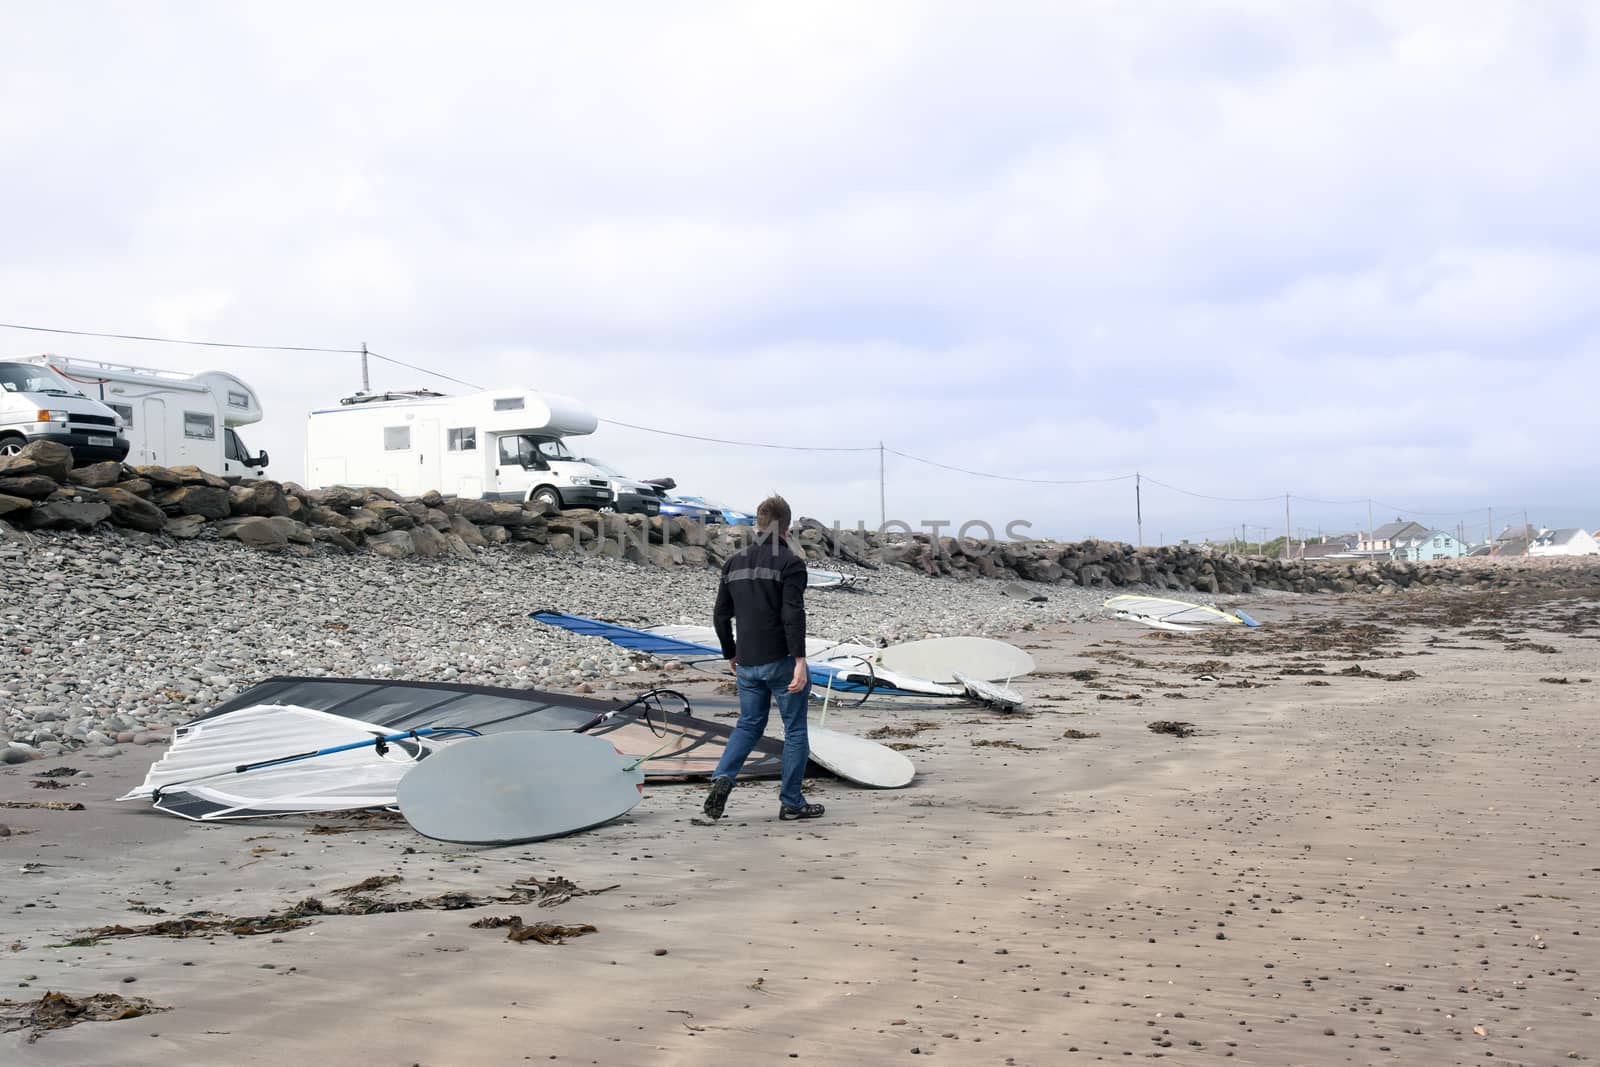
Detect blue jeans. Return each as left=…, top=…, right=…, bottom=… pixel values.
left=712, top=657, right=810, bottom=809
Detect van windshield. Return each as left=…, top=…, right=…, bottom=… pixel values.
left=583, top=457, right=624, bottom=478
left=0, top=362, right=83, bottom=398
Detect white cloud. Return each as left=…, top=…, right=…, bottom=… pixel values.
left=3, top=0, right=1597, bottom=541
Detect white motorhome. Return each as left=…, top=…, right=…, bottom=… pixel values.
left=14, top=355, right=268, bottom=479
left=0, top=357, right=130, bottom=463
left=305, top=388, right=614, bottom=510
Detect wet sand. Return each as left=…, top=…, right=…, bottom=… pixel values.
left=3, top=587, right=1598, bottom=1065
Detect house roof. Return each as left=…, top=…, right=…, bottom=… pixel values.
left=1535, top=528, right=1591, bottom=547
left=1372, top=520, right=1426, bottom=541
left=1298, top=542, right=1351, bottom=559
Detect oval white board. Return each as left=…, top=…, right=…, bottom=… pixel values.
left=807, top=726, right=915, bottom=788
left=873, top=637, right=1035, bottom=684
left=398, top=732, right=645, bottom=845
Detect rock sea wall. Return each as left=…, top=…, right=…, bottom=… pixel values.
left=3, top=441, right=1591, bottom=593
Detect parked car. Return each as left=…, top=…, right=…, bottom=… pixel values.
left=579, top=457, right=662, bottom=516
left=656, top=493, right=720, bottom=524
left=0, top=358, right=130, bottom=463
left=674, top=495, right=754, bottom=526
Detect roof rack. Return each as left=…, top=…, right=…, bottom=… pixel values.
left=339, top=389, right=447, bottom=406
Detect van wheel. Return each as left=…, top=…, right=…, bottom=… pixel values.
left=0, top=435, right=25, bottom=457
left=531, top=487, right=561, bottom=510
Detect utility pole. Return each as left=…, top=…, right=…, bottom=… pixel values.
left=1284, top=493, right=1292, bottom=560
left=1487, top=507, right=1493, bottom=546
left=1523, top=507, right=1529, bottom=539
left=1135, top=472, right=1143, bottom=547
left=360, top=342, right=370, bottom=393
left=878, top=441, right=886, bottom=528
left=1367, top=498, right=1374, bottom=551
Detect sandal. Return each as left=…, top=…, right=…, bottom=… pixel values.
left=778, top=802, right=826, bottom=821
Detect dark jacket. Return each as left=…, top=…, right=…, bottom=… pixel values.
left=713, top=535, right=807, bottom=666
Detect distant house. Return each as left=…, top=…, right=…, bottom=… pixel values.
left=1529, top=528, right=1600, bottom=557
left=1359, top=519, right=1428, bottom=555
left=1489, top=523, right=1537, bottom=558
left=1391, top=529, right=1468, bottom=561
left=1288, top=534, right=1358, bottom=561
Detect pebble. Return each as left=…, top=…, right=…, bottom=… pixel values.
left=4, top=526, right=1125, bottom=748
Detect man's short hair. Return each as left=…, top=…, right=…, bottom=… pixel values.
left=756, top=494, right=791, bottom=533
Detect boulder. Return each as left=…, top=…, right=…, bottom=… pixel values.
left=420, top=490, right=444, bottom=508
left=167, top=465, right=229, bottom=489
left=112, top=478, right=153, bottom=497
left=680, top=545, right=709, bottom=568
left=449, top=515, right=488, bottom=547
left=481, top=524, right=509, bottom=545
left=349, top=508, right=388, bottom=535
left=545, top=532, right=576, bottom=554
left=367, top=500, right=415, bottom=530
left=1021, top=558, right=1064, bottom=583
left=155, top=485, right=231, bottom=519
left=16, top=500, right=111, bottom=531
left=165, top=514, right=207, bottom=539
left=441, top=532, right=475, bottom=559
left=0, top=492, right=31, bottom=518
left=424, top=507, right=451, bottom=532
left=316, top=487, right=357, bottom=511
left=486, top=502, right=529, bottom=526
left=0, top=440, right=73, bottom=481
left=310, top=526, right=358, bottom=551
left=134, top=465, right=185, bottom=488
left=99, top=487, right=167, bottom=533
left=219, top=516, right=289, bottom=550
left=265, top=516, right=314, bottom=544
left=0, top=475, right=59, bottom=500
left=246, top=483, right=292, bottom=517
left=449, top=497, right=495, bottom=523
left=369, top=530, right=416, bottom=558
left=66, top=461, right=126, bottom=488
left=306, top=505, right=351, bottom=529
left=409, top=524, right=449, bottom=557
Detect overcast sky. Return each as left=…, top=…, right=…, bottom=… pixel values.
left=4, top=1, right=1596, bottom=543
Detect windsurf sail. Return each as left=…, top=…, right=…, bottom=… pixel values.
left=123, top=677, right=788, bottom=821
left=121, top=705, right=459, bottom=820
left=806, top=569, right=865, bottom=590
left=533, top=612, right=948, bottom=696
left=1102, top=595, right=1262, bottom=632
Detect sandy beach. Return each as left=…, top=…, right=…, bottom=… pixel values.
left=3, top=580, right=1598, bottom=1066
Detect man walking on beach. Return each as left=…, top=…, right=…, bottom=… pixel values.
left=702, top=494, right=825, bottom=822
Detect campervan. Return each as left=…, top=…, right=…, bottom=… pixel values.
left=13, top=355, right=267, bottom=479
left=305, top=388, right=614, bottom=510
left=0, top=357, right=130, bottom=463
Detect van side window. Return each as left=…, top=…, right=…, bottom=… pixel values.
left=384, top=426, right=411, bottom=451
left=227, top=390, right=250, bottom=409
left=109, top=403, right=134, bottom=426
left=493, top=397, right=524, bottom=412
left=184, top=412, right=216, bottom=440
left=448, top=427, right=477, bottom=452
left=225, top=428, right=244, bottom=461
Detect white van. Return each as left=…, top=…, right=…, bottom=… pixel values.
left=0, top=357, right=130, bottom=463
left=306, top=388, right=614, bottom=510
left=16, top=355, right=269, bottom=479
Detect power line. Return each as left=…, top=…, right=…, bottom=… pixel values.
left=365, top=350, right=483, bottom=391
left=0, top=320, right=363, bottom=354
left=885, top=447, right=1134, bottom=486
left=599, top=417, right=879, bottom=453
left=1142, top=476, right=1280, bottom=503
